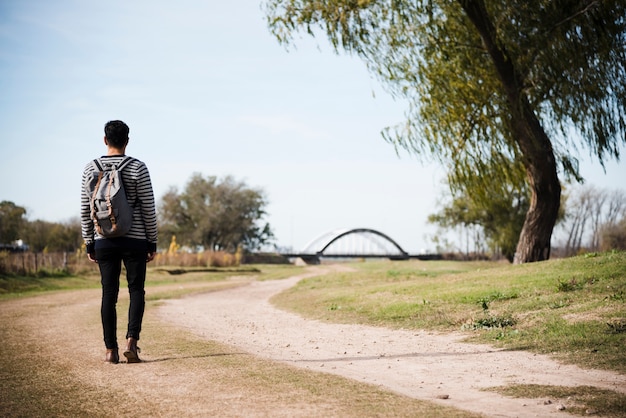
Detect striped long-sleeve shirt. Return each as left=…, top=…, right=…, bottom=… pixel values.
left=81, top=155, right=158, bottom=252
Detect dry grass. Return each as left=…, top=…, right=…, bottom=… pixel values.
left=485, top=384, right=626, bottom=417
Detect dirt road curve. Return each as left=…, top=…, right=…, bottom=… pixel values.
left=159, top=266, right=626, bottom=418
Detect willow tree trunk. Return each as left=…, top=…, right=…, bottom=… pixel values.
left=459, top=0, right=561, bottom=263
left=510, top=106, right=561, bottom=263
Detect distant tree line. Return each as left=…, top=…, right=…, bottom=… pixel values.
left=429, top=185, right=626, bottom=260
left=0, top=201, right=82, bottom=253
left=3, top=179, right=624, bottom=261
left=557, top=185, right=626, bottom=256
left=0, top=174, right=275, bottom=255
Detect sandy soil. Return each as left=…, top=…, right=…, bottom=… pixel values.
left=159, top=266, right=626, bottom=418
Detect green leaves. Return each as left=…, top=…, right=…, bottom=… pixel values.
left=158, top=174, right=274, bottom=252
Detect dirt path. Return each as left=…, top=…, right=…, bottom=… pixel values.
left=159, top=266, right=626, bottom=418
left=2, top=266, right=624, bottom=417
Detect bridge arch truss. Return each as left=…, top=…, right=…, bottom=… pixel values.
left=298, top=228, right=409, bottom=261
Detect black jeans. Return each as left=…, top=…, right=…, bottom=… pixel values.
left=96, top=247, right=147, bottom=350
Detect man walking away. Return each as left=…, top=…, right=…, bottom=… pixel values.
left=81, top=120, right=158, bottom=364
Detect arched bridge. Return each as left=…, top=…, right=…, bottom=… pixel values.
left=281, top=228, right=413, bottom=264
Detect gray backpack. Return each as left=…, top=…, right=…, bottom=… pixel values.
left=86, top=157, right=134, bottom=238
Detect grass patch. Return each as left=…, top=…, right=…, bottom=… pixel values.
left=271, top=251, right=626, bottom=373
left=0, top=272, right=101, bottom=298
left=0, top=264, right=299, bottom=300
left=485, top=384, right=626, bottom=417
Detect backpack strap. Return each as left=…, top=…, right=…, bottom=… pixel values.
left=113, top=157, right=135, bottom=206
left=116, top=156, right=135, bottom=171
left=90, top=170, right=105, bottom=234
left=92, top=156, right=134, bottom=172
left=91, top=158, right=104, bottom=172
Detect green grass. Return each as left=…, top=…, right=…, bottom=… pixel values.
left=0, top=273, right=101, bottom=297
left=271, top=251, right=626, bottom=373
left=0, top=263, right=302, bottom=300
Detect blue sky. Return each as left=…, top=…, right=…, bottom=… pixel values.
left=0, top=1, right=623, bottom=253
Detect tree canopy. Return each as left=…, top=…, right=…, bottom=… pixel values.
left=0, top=201, right=82, bottom=252
left=158, top=174, right=274, bottom=252
left=0, top=201, right=27, bottom=245
left=429, top=163, right=530, bottom=262
left=264, top=0, right=626, bottom=263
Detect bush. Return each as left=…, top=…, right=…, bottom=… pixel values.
left=153, top=250, right=240, bottom=268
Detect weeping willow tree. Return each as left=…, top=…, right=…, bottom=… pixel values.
left=263, top=0, right=626, bottom=263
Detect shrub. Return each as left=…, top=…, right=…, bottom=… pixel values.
left=153, top=250, right=240, bottom=268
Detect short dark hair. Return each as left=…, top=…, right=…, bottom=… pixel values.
left=104, top=120, right=129, bottom=148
